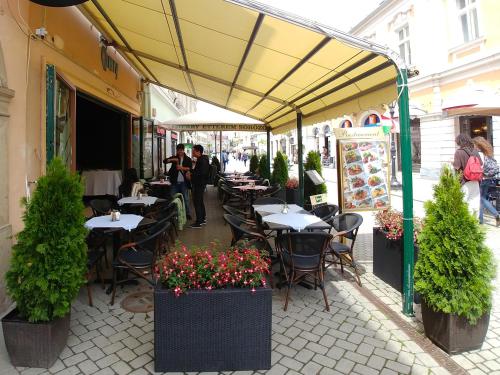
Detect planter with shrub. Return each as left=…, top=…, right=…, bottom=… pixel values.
left=304, top=151, right=327, bottom=209
left=249, top=154, right=259, bottom=174
left=258, top=154, right=270, bottom=181
left=285, top=177, right=300, bottom=204
left=2, top=158, right=87, bottom=368
left=154, top=244, right=272, bottom=372
left=414, top=165, right=496, bottom=353
left=271, top=152, right=288, bottom=201
left=373, top=209, right=421, bottom=302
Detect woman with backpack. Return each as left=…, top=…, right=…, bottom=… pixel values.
left=453, top=134, right=482, bottom=218
left=473, top=136, right=499, bottom=226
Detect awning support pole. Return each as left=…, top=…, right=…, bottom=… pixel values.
left=220, top=131, right=223, bottom=171
left=398, top=69, right=415, bottom=316
left=297, top=111, right=304, bottom=206
left=266, top=128, right=271, bottom=175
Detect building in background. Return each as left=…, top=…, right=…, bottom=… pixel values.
left=351, top=0, right=500, bottom=178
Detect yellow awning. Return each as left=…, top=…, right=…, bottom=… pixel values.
left=81, top=0, right=402, bottom=134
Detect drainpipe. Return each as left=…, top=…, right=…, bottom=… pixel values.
left=266, top=128, right=271, bottom=176
left=398, top=69, right=415, bottom=316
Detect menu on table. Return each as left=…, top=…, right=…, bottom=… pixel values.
left=339, top=139, right=390, bottom=211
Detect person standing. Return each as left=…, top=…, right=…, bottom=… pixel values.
left=222, top=151, right=229, bottom=171
left=453, top=134, right=482, bottom=217
left=188, top=144, right=210, bottom=228
left=242, top=152, right=248, bottom=167
left=473, top=136, right=500, bottom=226
left=164, top=144, right=192, bottom=220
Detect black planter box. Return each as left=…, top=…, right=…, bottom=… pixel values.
left=286, top=188, right=300, bottom=204
left=154, top=285, right=272, bottom=373
left=2, top=309, right=70, bottom=368
left=373, top=228, right=420, bottom=302
left=422, top=300, right=490, bottom=354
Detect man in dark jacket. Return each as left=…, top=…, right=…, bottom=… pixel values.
left=164, top=144, right=192, bottom=219
left=188, top=144, right=210, bottom=228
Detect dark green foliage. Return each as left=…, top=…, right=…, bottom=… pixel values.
left=271, top=152, right=289, bottom=187
left=414, top=165, right=495, bottom=324
left=6, top=158, right=87, bottom=322
left=258, top=154, right=270, bottom=180
left=249, top=155, right=259, bottom=173
left=304, top=151, right=327, bottom=199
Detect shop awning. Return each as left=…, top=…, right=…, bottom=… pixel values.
left=443, top=88, right=500, bottom=116
left=159, top=106, right=266, bottom=132
left=80, top=0, right=402, bottom=134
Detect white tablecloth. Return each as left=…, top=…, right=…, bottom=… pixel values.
left=253, top=204, right=303, bottom=214
left=82, top=170, right=122, bottom=196
left=234, top=185, right=269, bottom=191
left=118, top=196, right=158, bottom=206
left=150, top=181, right=171, bottom=186
left=262, top=213, right=322, bottom=231
left=85, top=214, right=143, bottom=231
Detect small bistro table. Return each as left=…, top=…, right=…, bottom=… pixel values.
left=234, top=185, right=269, bottom=206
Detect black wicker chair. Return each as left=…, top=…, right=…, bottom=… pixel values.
left=89, top=198, right=114, bottom=217
left=310, top=204, right=339, bottom=233
left=325, top=213, right=363, bottom=286
left=277, top=232, right=332, bottom=311
left=253, top=197, right=285, bottom=205
left=85, top=233, right=107, bottom=307
left=110, top=222, right=169, bottom=305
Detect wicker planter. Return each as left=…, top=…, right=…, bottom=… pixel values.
left=372, top=228, right=420, bottom=303
left=1, top=309, right=70, bottom=368
left=286, top=188, right=300, bottom=204
left=154, top=285, right=272, bottom=373
left=421, top=300, right=490, bottom=354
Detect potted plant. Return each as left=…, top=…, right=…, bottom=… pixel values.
left=285, top=177, right=299, bottom=204
left=414, top=165, right=496, bottom=354
left=258, top=154, right=270, bottom=180
left=271, top=152, right=288, bottom=201
left=373, top=209, right=421, bottom=301
left=304, top=151, right=327, bottom=209
left=249, top=154, right=259, bottom=174
left=2, top=158, right=87, bottom=368
left=154, top=243, right=272, bottom=372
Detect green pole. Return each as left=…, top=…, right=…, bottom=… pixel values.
left=266, top=128, right=271, bottom=176
left=398, top=69, right=415, bottom=316
left=297, top=111, right=304, bottom=206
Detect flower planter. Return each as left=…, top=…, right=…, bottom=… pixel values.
left=1, top=309, right=70, bottom=368
left=421, top=300, right=490, bottom=354
left=286, top=188, right=300, bottom=204
left=154, top=285, right=272, bottom=373
left=372, top=228, right=420, bottom=303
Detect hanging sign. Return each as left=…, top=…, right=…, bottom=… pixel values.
left=334, top=127, right=384, bottom=140
left=101, top=46, right=119, bottom=79
left=160, top=123, right=268, bottom=132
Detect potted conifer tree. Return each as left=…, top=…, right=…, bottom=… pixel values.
left=258, top=154, right=270, bottom=181
left=414, top=165, right=496, bottom=354
left=249, top=154, right=259, bottom=174
left=2, top=158, right=87, bottom=368
left=271, top=152, right=288, bottom=201
left=304, top=151, right=327, bottom=209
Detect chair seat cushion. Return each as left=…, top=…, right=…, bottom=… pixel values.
left=282, top=250, right=320, bottom=269
left=114, top=249, right=153, bottom=267
left=328, top=241, right=350, bottom=253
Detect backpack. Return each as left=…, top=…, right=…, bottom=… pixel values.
left=483, top=156, right=499, bottom=178
left=463, top=150, right=483, bottom=181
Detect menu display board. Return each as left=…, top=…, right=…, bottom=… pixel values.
left=338, top=139, right=390, bottom=211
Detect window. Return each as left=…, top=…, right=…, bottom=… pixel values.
left=456, top=0, right=480, bottom=43
left=397, top=25, right=411, bottom=65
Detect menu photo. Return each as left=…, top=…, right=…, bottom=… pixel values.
left=340, top=140, right=390, bottom=211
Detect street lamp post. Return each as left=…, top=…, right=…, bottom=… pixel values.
left=389, top=104, right=402, bottom=189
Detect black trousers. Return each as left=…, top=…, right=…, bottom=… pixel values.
left=192, top=184, right=206, bottom=223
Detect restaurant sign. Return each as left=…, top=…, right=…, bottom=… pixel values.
left=100, top=46, right=118, bottom=79
left=160, top=123, right=268, bottom=132
left=334, top=127, right=384, bottom=140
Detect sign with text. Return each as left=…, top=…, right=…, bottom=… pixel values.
left=334, top=127, right=384, bottom=140
left=100, top=46, right=118, bottom=79
left=160, top=123, right=268, bottom=132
